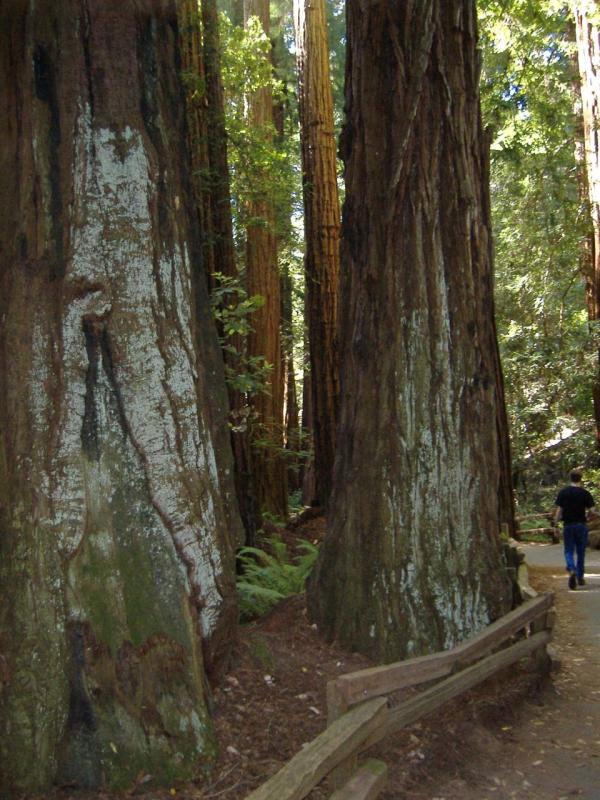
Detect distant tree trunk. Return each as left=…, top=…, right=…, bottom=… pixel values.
left=573, top=6, right=600, bottom=453
left=307, top=0, right=512, bottom=662
left=301, top=332, right=317, bottom=506
left=200, top=0, right=238, bottom=288
left=179, top=0, right=215, bottom=286
left=244, top=0, right=287, bottom=518
left=293, top=0, right=341, bottom=508
left=179, top=0, right=260, bottom=543
left=492, top=317, right=518, bottom=539
left=0, top=1, right=239, bottom=792
left=482, top=128, right=517, bottom=539
left=282, top=267, right=301, bottom=492
left=270, top=34, right=301, bottom=498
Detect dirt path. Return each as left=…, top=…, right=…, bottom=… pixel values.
left=419, top=545, right=600, bottom=800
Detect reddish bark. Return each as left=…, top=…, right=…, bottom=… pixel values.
left=294, top=0, right=341, bottom=508
left=244, top=0, right=287, bottom=518
left=574, top=6, right=600, bottom=452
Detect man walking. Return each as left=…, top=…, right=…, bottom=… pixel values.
left=554, top=470, right=597, bottom=589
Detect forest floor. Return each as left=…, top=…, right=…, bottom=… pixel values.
left=38, top=522, right=600, bottom=800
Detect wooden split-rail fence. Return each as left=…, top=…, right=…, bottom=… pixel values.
left=515, top=512, right=559, bottom=542
left=246, top=592, right=555, bottom=800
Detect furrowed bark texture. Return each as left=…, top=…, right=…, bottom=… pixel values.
left=244, top=0, right=288, bottom=518
left=574, top=5, right=600, bottom=452
left=0, top=0, right=239, bottom=791
left=307, top=0, right=512, bottom=661
left=293, top=0, right=341, bottom=508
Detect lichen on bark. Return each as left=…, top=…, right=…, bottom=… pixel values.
left=0, top=1, right=239, bottom=792
left=307, top=0, right=512, bottom=662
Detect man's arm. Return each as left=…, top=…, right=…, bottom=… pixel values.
left=554, top=506, right=562, bottom=526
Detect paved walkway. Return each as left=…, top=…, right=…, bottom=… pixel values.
left=521, top=542, right=600, bottom=646
left=422, top=542, right=600, bottom=800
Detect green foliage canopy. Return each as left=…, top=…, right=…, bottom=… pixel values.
left=479, top=0, right=595, bottom=471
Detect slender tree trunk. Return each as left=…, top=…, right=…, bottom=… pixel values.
left=271, top=31, right=302, bottom=499
left=282, top=267, right=301, bottom=492
left=244, top=0, right=287, bottom=518
left=284, top=355, right=302, bottom=493
left=293, top=0, right=341, bottom=508
left=492, top=316, right=518, bottom=539
left=307, top=0, right=512, bottom=662
left=179, top=0, right=260, bottom=543
left=0, top=1, right=239, bottom=792
left=203, top=0, right=261, bottom=542
left=301, top=330, right=317, bottom=506
left=201, top=0, right=238, bottom=288
left=179, top=0, right=216, bottom=286
left=573, top=6, right=600, bottom=452
left=482, top=128, right=517, bottom=539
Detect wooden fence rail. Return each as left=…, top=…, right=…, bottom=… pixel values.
left=329, top=592, right=553, bottom=714
left=245, top=593, right=555, bottom=800
left=516, top=513, right=553, bottom=522
left=515, top=511, right=559, bottom=544
left=515, top=512, right=559, bottom=542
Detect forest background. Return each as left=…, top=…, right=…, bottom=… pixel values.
left=206, top=0, right=600, bottom=520
left=2, top=0, right=600, bottom=795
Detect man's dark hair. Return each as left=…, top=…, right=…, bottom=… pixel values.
left=570, top=470, right=583, bottom=483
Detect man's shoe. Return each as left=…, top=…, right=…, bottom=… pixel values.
left=569, top=571, right=577, bottom=590
left=578, top=577, right=586, bottom=586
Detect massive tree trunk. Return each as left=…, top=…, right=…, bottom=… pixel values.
left=307, top=0, right=512, bottom=662
left=0, top=1, right=240, bottom=792
left=573, top=4, right=600, bottom=452
left=293, top=0, right=341, bottom=508
left=244, top=0, right=287, bottom=518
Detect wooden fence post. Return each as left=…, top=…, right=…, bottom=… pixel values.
left=527, top=610, right=555, bottom=674
left=328, top=758, right=388, bottom=800
left=245, top=595, right=554, bottom=800
left=327, top=679, right=357, bottom=788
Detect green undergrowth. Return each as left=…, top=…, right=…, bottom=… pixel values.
left=519, top=531, right=554, bottom=543
left=236, top=535, right=318, bottom=622
left=517, top=515, right=556, bottom=543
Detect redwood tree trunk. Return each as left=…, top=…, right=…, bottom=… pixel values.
left=179, top=0, right=260, bottom=542
left=293, top=0, right=341, bottom=508
left=0, top=1, right=239, bottom=791
left=282, top=267, right=301, bottom=493
left=179, top=0, right=215, bottom=285
left=574, top=5, right=600, bottom=453
left=300, top=356, right=317, bottom=505
left=244, top=0, right=287, bottom=518
left=307, top=0, right=512, bottom=662
left=482, top=128, right=517, bottom=540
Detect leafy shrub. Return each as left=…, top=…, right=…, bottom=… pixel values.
left=236, top=536, right=318, bottom=622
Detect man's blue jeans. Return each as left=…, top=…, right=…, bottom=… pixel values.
left=563, top=523, right=588, bottom=580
